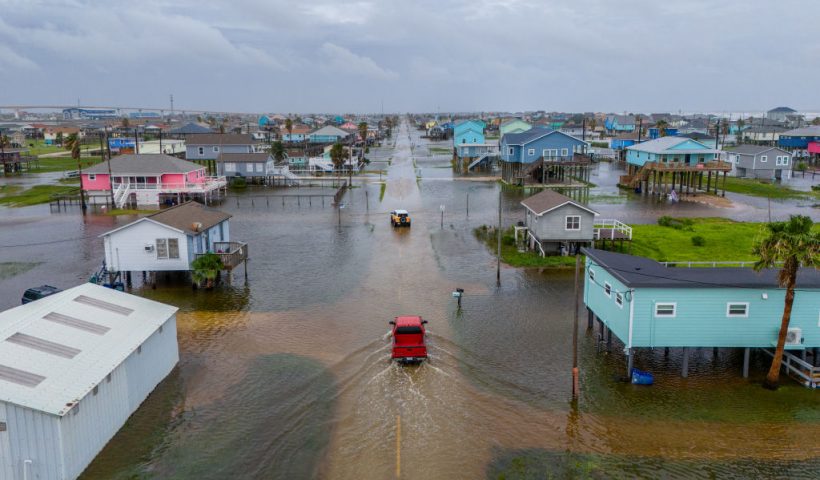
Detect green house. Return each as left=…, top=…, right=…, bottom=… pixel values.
left=582, top=249, right=820, bottom=385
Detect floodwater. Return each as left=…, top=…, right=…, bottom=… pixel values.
left=0, top=121, right=819, bottom=479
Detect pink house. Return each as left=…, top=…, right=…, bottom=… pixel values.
left=81, top=154, right=226, bottom=208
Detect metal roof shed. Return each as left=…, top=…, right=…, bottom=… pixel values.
left=0, top=283, right=179, bottom=480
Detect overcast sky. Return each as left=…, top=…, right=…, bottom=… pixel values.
left=1, top=0, right=818, bottom=114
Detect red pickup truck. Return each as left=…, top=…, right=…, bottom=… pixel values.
left=390, top=316, right=428, bottom=363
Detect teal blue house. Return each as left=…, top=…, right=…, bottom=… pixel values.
left=626, top=136, right=717, bottom=167
left=582, top=249, right=820, bottom=384
left=309, top=125, right=351, bottom=144
left=453, top=120, right=485, bottom=151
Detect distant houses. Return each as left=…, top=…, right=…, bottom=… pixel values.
left=282, top=125, right=311, bottom=143
left=218, top=152, right=274, bottom=179
left=309, top=125, right=351, bottom=144
left=499, top=119, right=531, bottom=136
left=766, top=106, right=797, bottom=123
left=81, top=154, right=227, bottom=208
left=184, top=134, right=260, bottom=161
left=778, top=126, right=820, bottom=156
left=725, top=145, right=792, bottom=180
left=582, top=248, right=820, bottom=382
left=605, top=115, right=636, bottom=133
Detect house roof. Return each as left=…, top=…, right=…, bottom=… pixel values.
left=282, top=125, right=311, bottom=135
left=502, top=127, right=587, bottom=146
left=768, top=107, right=797, bottom=113
left=744, top=125, right=788, bottom=133
left=608, top=114, right=635, bottom=125
left=520, top=189, right=599, bottom=217
left=678, top=132, right=714, bottom=140
left=626, top=136, right=717, bottom=155
left=582, top=248, right=820, bottom=289
left=220, top=153, right=272, bottom=163
left=730, top=145, right=789, bottom=156
left=0, top=283, right=177, bottom=416
left=147, top=201, right=232, bottom=235
left=310, top=125, right=350, bottom=138
left=167, top=123, right=212, bottom=135
left=780, top=126, right=820, bottom=137
left=184, top=133, right=257, bottom=146
left=84, top=154, right=203, bottom=175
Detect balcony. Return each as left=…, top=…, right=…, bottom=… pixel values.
left=195, top=241, right=248, bottom=270
left=111, top=176, right=227, bottom=194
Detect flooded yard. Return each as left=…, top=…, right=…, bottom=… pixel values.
left=0, top=122, right=818, bottom=479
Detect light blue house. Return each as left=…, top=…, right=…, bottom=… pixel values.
left=626, top=136, right=718, bottom=168
left=309, top=125, right=351, bottom=144
left=582, top=248, right=820, bottom=384
left=453, top=120, right=485, bottom=146
left=605, top=115, right=636, bottom=132
left=499, top=127, right=587, bottom=182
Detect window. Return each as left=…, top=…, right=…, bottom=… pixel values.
left=760, top=155, right=767, bottom=163
left=604, top=282, right=611, bottom=298
left=168, top=238, right=179, bottom=259
left=508, top=147, right=514, bottom=155
left=246, top=163, right=254, bottom=172
left=225, top=162, right=236, bottom=172
left=655, top=303, right=676, bottom=317
left=726, top=302, right=749, bottom=317
left=588, top=269, right=595, bottom=281
left=561, top=148, right=569, bottom=156
left=213, top=146, right=219, bottom=152
left=197, top=147, right=204, bottom=155
left=528, top=148, right=535, bottom=156
left=88, top=174, right=96, bottom=181
left=256, top=163, right=264, bottom=172
left=615, top=292, right=623, bottom=308
left=565, top=215, right=581, bottom=230
left=156, top=238, right=168, bottom=259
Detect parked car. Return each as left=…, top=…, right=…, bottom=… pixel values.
left=390, top=209, right=411, bottom=227
left=22, top=285, right=62, bottom=304
left=389, top=316, right=428, bottom=363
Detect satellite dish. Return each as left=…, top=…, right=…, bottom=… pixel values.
left=192, top=222, right=203, bottom=232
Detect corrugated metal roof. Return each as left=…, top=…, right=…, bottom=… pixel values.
left=0, top=283, right=177, bottom=416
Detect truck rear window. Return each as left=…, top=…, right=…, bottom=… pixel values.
left=395, top=326, right=422, bottom=334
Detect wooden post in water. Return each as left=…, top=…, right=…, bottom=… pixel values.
left=496, top=188, right=502, bottom=287
left=572, top=254, right=580, bottom=399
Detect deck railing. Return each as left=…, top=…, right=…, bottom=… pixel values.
left=761, top=348, right=819, bottom=389
left=593, top=219, right=632, bottom=240
left=111, top=176, right=227, bottom=193
left=195, top=241, right=248, bottom=270
left=659, top=260, right=785, bottom=268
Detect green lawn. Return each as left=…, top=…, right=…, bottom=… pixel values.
left=474, top=226, right=577, bottom=268
left=428, top=147, right=452, bottom=154
left=720, top=176, right=818, bottom=200
left=0, top=185, right=80, bottom=207
left=29, top=155, right=103, bottom=173
left=630, top=217, right=820, bottom=263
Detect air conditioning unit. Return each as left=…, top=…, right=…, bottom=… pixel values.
left=785, top=327, right=802, bottom=346
left=144, top=244, right=154, bottom=252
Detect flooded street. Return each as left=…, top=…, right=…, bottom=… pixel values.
left=1, top=121, right=819, bottom=479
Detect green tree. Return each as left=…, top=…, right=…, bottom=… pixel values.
left=329, top=142, right=349, bottom=183
left=812, top=117, right=820, bottom=126
left=285, top=118, right=293, bottom=141
left=121, top=117, right=130, bottom=129
left=753, top=215, right=820, bottom=389
left=65, top=133, right=86, bottom=209
left=357, top=122, right=368, bottom=155
left=56, top=131, right=64, bottom=146
left=191, top=252, right=224, bottom=289
left=271, top=140, right=285, bottom=163
left=655, top=119, right=669, bottom=137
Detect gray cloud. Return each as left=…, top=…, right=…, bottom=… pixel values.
left=0, top=0, right=818, bottom=113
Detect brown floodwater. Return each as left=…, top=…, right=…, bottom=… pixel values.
left=0, top=121, right=819, bottom=479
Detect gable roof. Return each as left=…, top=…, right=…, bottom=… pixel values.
left=184, top=133, right=257, bottom=146
left=520, top=189, right=598, bottom=217
left=582, top=248, right=820, bottom=289
left=310, top=125, right=350, bottom=138
left=768, top=106, right=796, bottom=113
left=626, top=136, right=717, bottom=155
left=0, top=283, right=177, bottom=416
left=84, top=154, right=203, bottom=175
left=502, top=127, right=587, bottom=146
left=678, top=132, right=714, bottom=140
left=168, top=123, right=212, bottom=135
left=148, top=201, right=231, bottom=235
left=780, top=126, right=820, bottom=137
left=730, top=145, right=790, bottom=156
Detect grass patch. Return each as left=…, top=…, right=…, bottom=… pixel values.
left=0, top=185, right=79, bottom=207
left=379, top=182, right=386, bottom=201
left=721, top=176, right=818, bottom=200
left=474, top=225, right=577, bottom=268
left=588, top=194, right=627, bottom=204
left=0, top=262, right=41, bottom=281
left=29, top=155, right=103, bottom=173
left=104, top=208, right=157, bottom=216
left=0, top=185, right=23, bottom=195
left=429, top=147, right=451, bottom=154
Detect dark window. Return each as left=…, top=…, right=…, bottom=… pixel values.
left=395, top=326, right=422, bottom=334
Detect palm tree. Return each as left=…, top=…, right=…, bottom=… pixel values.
left=329, top=142, right=349, bottom=185
left=358, top=121, right=368, bottom=158
left=812, top=117, right=820, bottom=126
left=65, top=133, right=87, bottom=209
left=753, top=215, right=819, bottom=389
left=121, top=117, right=130, bottom=129
left=271, top=140, right=285, bottom=164
left=655, top=119, right=669, bottom=137
left=191, top=252, right=224, bottom=289
left=56, top=131, right=64, bottom=146
left=285, top=118, right=293, bottom=142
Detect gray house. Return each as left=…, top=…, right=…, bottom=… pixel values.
left=521, top=190, right=599, bottom=255
left=219, top=153, right=274, bottom=179
left=185, top=134, right=261, bottom=161
left=727, top=145, right=792, bottom=180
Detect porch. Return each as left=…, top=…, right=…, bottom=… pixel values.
left=196, top=241, right=249, bottom=271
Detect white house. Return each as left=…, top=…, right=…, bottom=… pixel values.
left=0, top=283, right=178, bottom=480
left=101, top=201, right=246, bottom=274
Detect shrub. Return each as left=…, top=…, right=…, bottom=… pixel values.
left=691, top=235, right=706, bottom=247
left=230, top=177, right=247, bottom=189
left=658, top=216, right=694, bottom=231
left=796, top=161, right=808, bottom=172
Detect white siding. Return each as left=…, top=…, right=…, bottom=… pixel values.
left=0, top=315, right=178, bottom=480
left=104, top=220, right=191, bottom=272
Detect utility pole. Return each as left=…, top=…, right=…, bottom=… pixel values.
left=572, top=254, right=581, bottom=399
left=134, top=128, right=139, bottom=154
left=101, top=132, right=115, bottom=207
left=496, top=188, right=502, bottom=286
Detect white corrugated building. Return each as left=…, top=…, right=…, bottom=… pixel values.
left=0, top=283, right=179, bottom=480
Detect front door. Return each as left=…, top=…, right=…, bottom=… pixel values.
left=685, top=154, right=691, bottom=165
